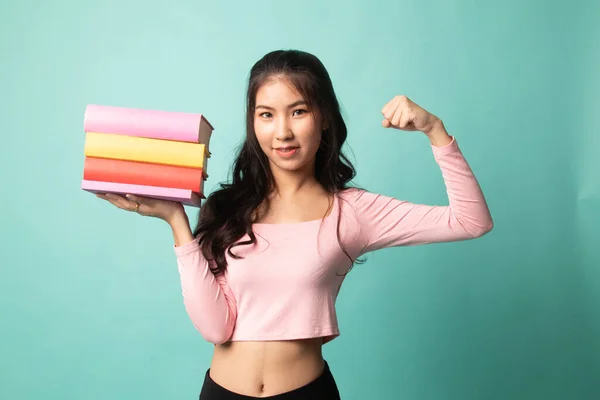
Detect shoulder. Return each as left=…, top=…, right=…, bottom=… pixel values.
left=332, top=187, right=361, bottom=219
left=337, top=186, right=367, bottom=201
left=335, top=186, right=383, bottom=225
left=336, top=187, right=361, bottom=210
left=334, top=186, right=399, bottom=257
left=337, top=186, right=385, bottom=211
left=337, top=186, right=360, bottom=199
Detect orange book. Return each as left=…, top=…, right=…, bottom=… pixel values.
left=83, top=157, right=206, bottom=193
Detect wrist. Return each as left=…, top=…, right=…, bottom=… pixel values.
left=166, top=206, right=187, bottom=227
left=168, top=208, right=195, bottom=247
left=425, top=119, right=452, bottom=146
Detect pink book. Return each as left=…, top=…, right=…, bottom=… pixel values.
left=84, top=104, right=215, bottom=150
left=82, top=179, right=203, bottom=207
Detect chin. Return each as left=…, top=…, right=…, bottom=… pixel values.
left=271, top=161, right=304, bottom=172
left=269, top=158, right=312, bottom=173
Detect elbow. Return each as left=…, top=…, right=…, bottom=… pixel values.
left=203, top=329, right=233, bottom=345
left=469, top=216, right=494, bottom=238
left=194, top=320, right=234, bottom=345
left=182, top=300, right=237, bottom=345
left=192, top=309, right=236, bottom=345
left=183, top=308, right=235, bottom=345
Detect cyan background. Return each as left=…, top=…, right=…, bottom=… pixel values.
left=1, top=0, right=598, bottom=399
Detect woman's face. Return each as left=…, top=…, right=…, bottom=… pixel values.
left=253, top=76, right=326, bottom=177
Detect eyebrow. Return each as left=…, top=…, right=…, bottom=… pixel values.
left=255, top=100, right=307, bottom=110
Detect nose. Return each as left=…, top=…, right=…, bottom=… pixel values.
left=274, top=117, right=293, bottom=141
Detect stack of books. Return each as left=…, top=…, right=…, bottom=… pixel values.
left=81, top=104, right=213, bottom=207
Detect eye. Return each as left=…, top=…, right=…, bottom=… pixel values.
left=259, top=112, right=272, bottom=118
left=293, top=109, right=307, bottom=116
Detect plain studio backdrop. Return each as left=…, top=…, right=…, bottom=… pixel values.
left=1, top=1, right=598, bottom=399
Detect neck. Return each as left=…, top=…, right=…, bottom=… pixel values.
left=269, top=164, right=320, bottom=199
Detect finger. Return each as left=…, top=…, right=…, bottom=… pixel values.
left=381, top=96, right=401, bottom=121
left=382, top=119, right=391, bottom=128
left=380, top=96, right=396, bottom=116
left=103, top=196, right=126, bottom=209
left=399, top=112, right=412, bottom=129
left=105, top=193, right=136, bottom=210
left=125, top=194, right=141, bottom=203
left=126, top=194, right=154, bottom=214
left=105, top=192, right=124, bottom=200
left=391, top=105, right=403, bottom=127
left=126, top=194, right=156, bottom=206
left=386, top=96, right=402, bottom=120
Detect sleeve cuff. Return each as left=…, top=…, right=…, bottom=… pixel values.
left=431, top=135, right=459, bottom=159
left=173, top=237, right=201, bottom=256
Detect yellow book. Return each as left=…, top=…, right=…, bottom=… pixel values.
left=84, top=132, right=209, bottom=171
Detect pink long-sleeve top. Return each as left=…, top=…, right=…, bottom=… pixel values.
left=173, top=137, right=493, bottom=345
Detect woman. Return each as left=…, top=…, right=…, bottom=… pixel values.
left=97, top=49, right=493, bottom=399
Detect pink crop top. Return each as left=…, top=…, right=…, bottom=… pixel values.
left=172, top=137, right=493, bottom=345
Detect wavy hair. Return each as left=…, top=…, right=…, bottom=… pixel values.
left=193, top=49, right=361, bottom=275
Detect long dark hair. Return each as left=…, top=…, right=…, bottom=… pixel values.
left=193, top=49, right=360, bottom=275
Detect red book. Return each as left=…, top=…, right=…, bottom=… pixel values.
left=83, top=157, right=206, bottom=193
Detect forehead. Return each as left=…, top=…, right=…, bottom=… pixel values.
left=255, top=77, right=304, bottom=104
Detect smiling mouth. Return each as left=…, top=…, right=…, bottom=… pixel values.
left=274, top=146, right=299, bottom=157
left=274, top=146, right=299, bottom=151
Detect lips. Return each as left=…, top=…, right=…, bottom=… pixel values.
left=274, top=146, right=299, bottom=157
left=274, top=146, right=298, bottom=150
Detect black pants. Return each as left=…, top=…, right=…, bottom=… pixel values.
left=199, top=360, right=341, bottom=399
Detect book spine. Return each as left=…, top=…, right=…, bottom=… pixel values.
left=84, top=104, right=213, bottom=143
left=83, top=157, right=206, bottom=193
left=84, top=132, right=208, bottom=169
